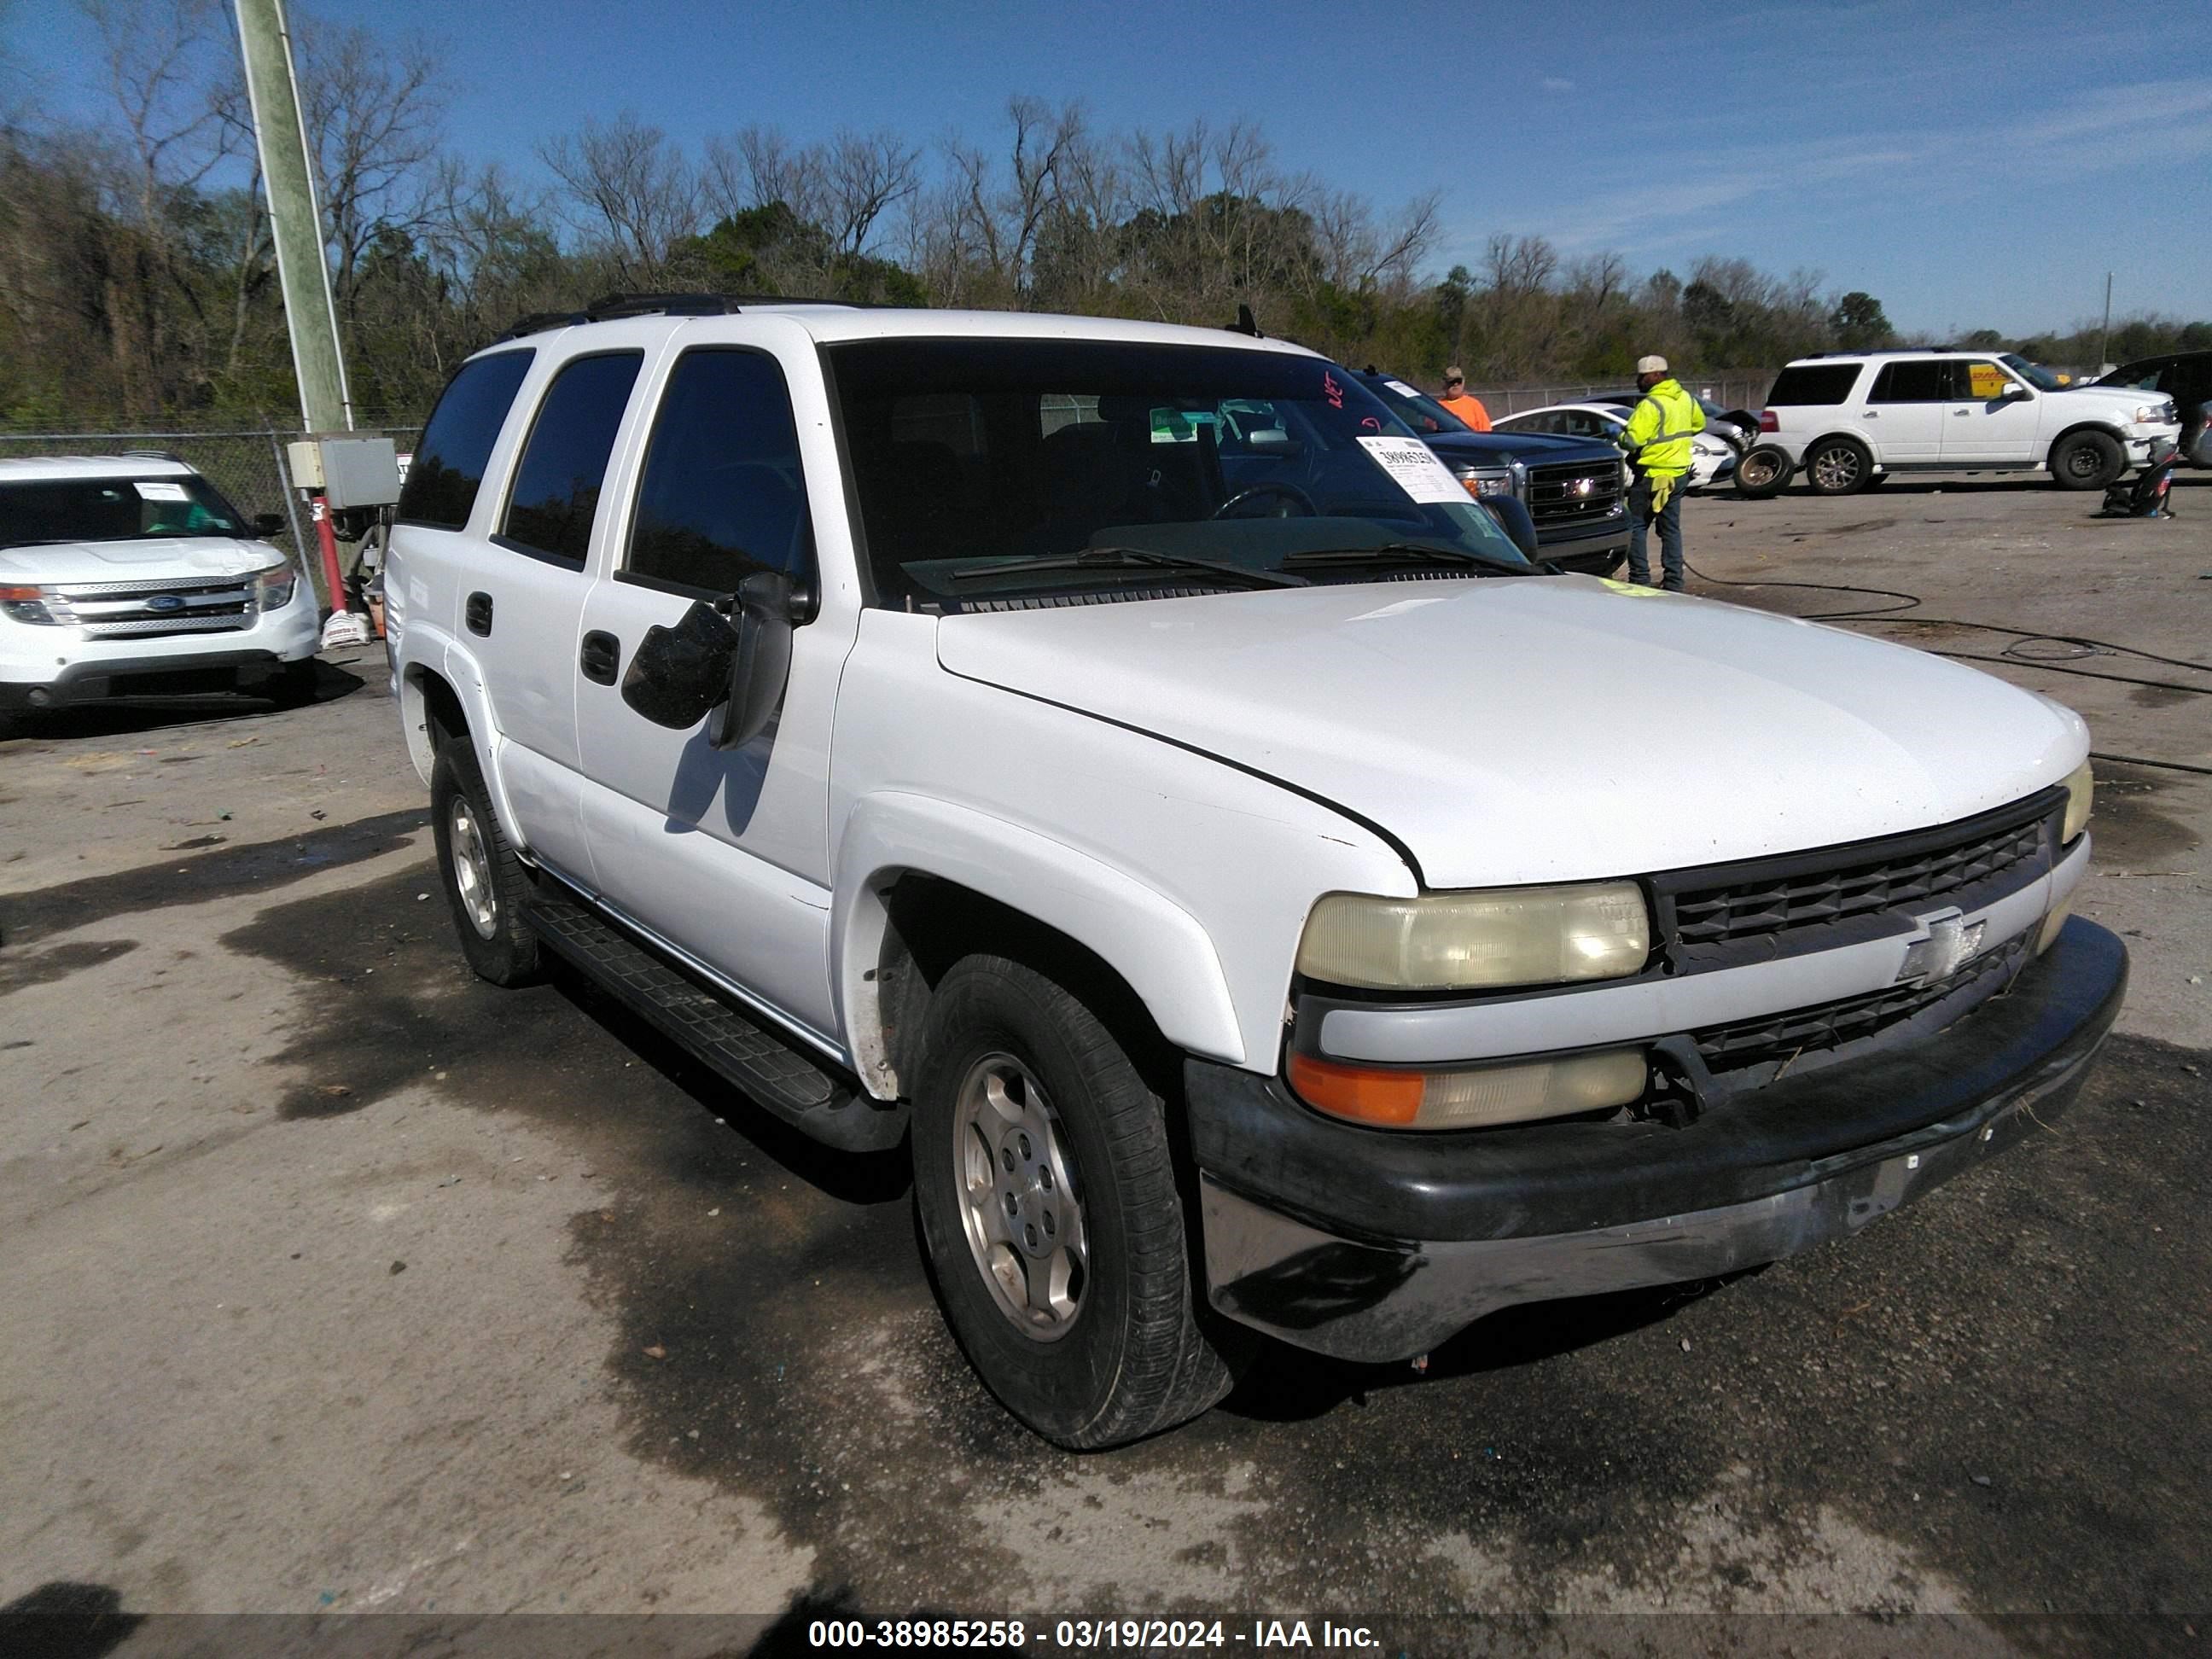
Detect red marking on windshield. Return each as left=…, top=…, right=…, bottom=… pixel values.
left=1323, top=370, right=1344, bottom=409
left=1359, top=416, right=1382, bottom=432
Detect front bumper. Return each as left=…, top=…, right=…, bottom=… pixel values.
left=1536, top=522, right=1629, bottom=575
left=1190, top=917, right=2127, bottom=1361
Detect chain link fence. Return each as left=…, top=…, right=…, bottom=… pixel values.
left=0, top=423, right=422, bottom=611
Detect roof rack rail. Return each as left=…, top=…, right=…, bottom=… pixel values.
left=492, top=291, right=865, bottom=344
left=119, top=448, right=187, bottom=463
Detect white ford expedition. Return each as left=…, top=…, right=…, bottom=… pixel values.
left=387, top=297, right=2125, bottom=1447
left=1, top=453, right=317, bottom=716
left=1744, top=349, right=2180, bottom=496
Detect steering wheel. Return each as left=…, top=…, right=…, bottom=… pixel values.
left=1212, top=480, right=1318, bottom=519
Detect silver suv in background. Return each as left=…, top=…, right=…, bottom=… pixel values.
left=1737, top=351, right=2179, bottom=497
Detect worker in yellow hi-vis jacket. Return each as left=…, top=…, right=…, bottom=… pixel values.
left=1615, top=354, right=1706, bottom=591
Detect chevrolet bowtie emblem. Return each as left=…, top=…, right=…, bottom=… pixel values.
left=1897, top=907, right=1986, bottom=986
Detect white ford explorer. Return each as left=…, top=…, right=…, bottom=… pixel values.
left=0, top=453, right=318, bottom=716
left=387, top=297, right=2125, bottom=1447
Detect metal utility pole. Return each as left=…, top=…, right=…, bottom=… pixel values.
left=2096, top=272, right=2113, bottom=372
left=234, top=0, right=351, bottom=434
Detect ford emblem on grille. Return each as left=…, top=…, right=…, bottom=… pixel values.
left=144, top=594, right=186, bottom=613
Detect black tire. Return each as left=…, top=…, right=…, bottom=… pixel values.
left=2049, top=429, right=2124, bottom=490
left=910, top=955, right=1238, bottom=1447
left=429, top=740, right=541, bottom=987
left=1804, top=437, right=1873, bottom=495
left=1733, top=444, right=1792, bottom=499
left=262, top=658, right=320, bottom=707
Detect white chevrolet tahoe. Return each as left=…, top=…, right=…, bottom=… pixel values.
left=0, top=454, right=317, bottom=717
left=1740, top=349, right=2180, bottom=496
left=387, top=297, right=2126, bottom=1447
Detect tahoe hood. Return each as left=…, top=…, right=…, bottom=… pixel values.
left=935, top=577, right=2086, bottom=888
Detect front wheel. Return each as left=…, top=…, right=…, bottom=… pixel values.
left=1733, top=444, right=1792, bottom=498
left=910, top=956, right=1239, bottom=1447
left=2049, top=429, right=2125, bottom=490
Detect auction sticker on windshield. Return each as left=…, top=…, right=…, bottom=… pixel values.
left=134, top=481, right=189, bottom=501
left=1357, top=434, right=1470, bottom=504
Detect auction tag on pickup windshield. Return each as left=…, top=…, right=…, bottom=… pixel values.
left=133, top=481, right=189, bottom=502
left=1356, top=435, right=1470, bottom=504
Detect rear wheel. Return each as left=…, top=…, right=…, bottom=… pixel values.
left=910, top=955, right=1239, bottom=1447
left=1733, top=444, right=1792, bottom=498
left=2049, top=429, right=2124, bottom=490
left=430, top=740, right=541, bottom=986
left=1805, top=438, right=1872, bottom=495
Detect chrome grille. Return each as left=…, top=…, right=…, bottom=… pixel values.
left=1525, top=460, right=1626, bottom=530
left=42, top=573, right=264, bottom=637
left=1670, top=814, right=2046, bottom=947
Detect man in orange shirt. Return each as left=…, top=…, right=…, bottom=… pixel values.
left=1436, top=367, right=1492, bottom=431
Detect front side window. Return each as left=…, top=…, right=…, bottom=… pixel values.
left=0, top=474, right=252, bottom=548
left=626, top=349, right=811, bottom=594
left=398, top=349, right=533, bottom=529
left=1961, top=360, right=2021, bottom=400
left=1359, top=376, right=1465, bottom=434
left=829, top=339, right=1531, bottom=608
left=499, top=352, right=643, bottom=565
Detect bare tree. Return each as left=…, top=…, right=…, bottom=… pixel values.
left=538, top=114, right=698, bottom=288
left=295, top=20, right=445, bottom=311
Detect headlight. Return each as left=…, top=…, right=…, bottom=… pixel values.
left=2133, top=405, right=2158, bottom=424
left=1453, top=467, right=1516, bottom=498
left=0, top=583, right=59, bottom=625
left=253, top=562, right=298, bottom=611
left=1297, top=882, right=1651, bottom=991
left=2061, top=760, right=2093, bottom=844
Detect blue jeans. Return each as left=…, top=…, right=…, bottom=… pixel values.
left=1627, top=474, right=1685, bottom=591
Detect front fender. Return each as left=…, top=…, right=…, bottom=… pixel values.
left=833, top=790, right=1245, bottom=1098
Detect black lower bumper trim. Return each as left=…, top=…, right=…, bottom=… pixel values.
left=1186, top=917, right=2128, bottom=1245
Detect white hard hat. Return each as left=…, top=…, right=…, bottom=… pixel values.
left=1636, top=355, right=1669, bottom=375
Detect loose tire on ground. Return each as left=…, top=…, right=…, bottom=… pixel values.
left=2049, top=429, right=2125, bottom=490
left=1733, top=444, right=1793, bottom=499
left=1805, top=438, right=1873, bottom=496
left=430, top=740, right=542, bottom=986
left=910, top=954, right=1240, bottom=1447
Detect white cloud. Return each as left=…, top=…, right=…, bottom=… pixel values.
left=1540, top=76, right=1575, bottom=92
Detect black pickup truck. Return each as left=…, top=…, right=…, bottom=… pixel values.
left=1353, top=369, right=1630, bottom=577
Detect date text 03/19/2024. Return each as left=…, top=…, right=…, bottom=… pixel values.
left=804, top=1618, right=1382, bottom=1650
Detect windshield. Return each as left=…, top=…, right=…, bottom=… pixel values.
left=829, top=339, right=1530, bottom=607
left=1356, top=374, right=1470, bottom=435
left=1998, top=353, right=2065, bottom=393
left=0, top=474, right=253, bottom=550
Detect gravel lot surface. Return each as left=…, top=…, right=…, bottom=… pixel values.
left=3, top=475, right=2206, bottom=1656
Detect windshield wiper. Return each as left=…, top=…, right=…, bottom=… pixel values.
left=946, top=546, right=1307, bottom=589
left=1280, top=541, right=1536, bottom=577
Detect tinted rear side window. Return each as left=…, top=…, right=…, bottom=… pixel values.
left=1869, top=362, right=1950, bottom=402
left=499, top=352, right=643, bottom=565
left=626, top=349, right=810, bottom=595
left=1767, top=364, right=1860, bottom=405
left=396, top=349, right=534, bottom=529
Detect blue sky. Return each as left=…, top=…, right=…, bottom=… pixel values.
left=9, top=0, right=2206, bottom=335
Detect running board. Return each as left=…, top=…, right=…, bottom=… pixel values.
left=521, top=886, right=907, bottom=1153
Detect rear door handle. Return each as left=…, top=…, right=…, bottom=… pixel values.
left=464, top=591, right=493, bottom=635
left=579, top=631, right=620, bottom=685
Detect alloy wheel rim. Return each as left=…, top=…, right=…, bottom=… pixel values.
left=952, top=1051, right=1088, bottom=1342
left=1742, top=452, right=1778, bottom=488
left=448, top=799, right=499, bottom=940
left=1815, top=447, right=1860, bottom=489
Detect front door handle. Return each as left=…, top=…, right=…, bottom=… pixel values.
left=464, top=591, right=493, bottom=635
left=579, top=631, right=620, bottom=685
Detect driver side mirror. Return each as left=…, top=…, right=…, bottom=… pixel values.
left=2005, top=382, right=2034, bottom=400
left=617, top=570, right=815, bottom=749
left=253, top=512, right=287, bottom=537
